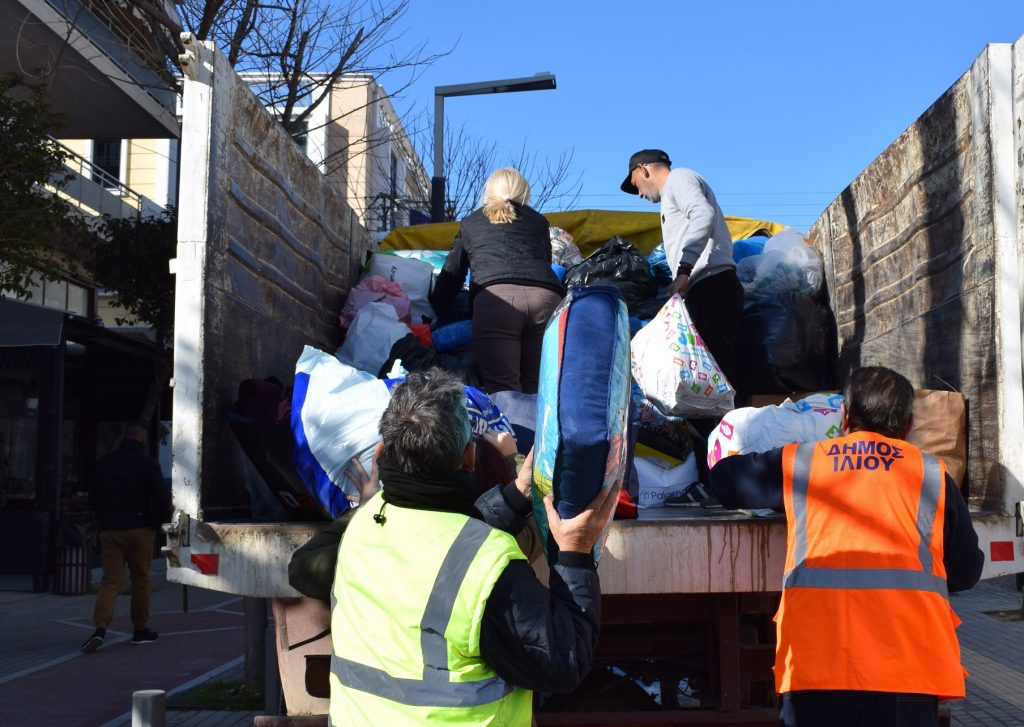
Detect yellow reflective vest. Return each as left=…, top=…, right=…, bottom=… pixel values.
left=330, top=496, right=533, bottom=726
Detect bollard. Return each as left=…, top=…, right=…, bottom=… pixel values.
left=132, top=689, right=166, bottom=727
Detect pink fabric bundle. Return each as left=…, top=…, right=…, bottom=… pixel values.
left=339, top=275, right=410, bottom=330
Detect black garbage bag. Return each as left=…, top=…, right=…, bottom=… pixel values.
left=378, top=333, right=436, bottom=378
left=736, top=292, right=836, bottom=394
left=564, top=237, right=659, bottom=313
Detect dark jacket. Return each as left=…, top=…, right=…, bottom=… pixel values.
left=430, top=204, right=565, bottom=320
left=288, top=482, right=600, bottom=693
left=707, top=445, right=984, bottom=592
left=92, top=438, right=170, bottom=532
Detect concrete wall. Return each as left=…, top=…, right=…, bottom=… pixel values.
left=808, top=41, right=1024, bottom=517
left=171, top=38, right=374, bottom=519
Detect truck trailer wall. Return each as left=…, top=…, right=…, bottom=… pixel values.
left=809, top=40, right=1024, bottom=575
left=171, top=36, right=373, bottom=527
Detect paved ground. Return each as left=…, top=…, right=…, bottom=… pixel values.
left=0, top=563, right=1021, bottom=726
left=0, top=561, right=257, bottom=727
left=949, top=575, right=1024, bottom=726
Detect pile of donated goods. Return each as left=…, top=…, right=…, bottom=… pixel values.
left=230, top=214, right=845, bottom=544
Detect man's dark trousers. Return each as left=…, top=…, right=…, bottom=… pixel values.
left=779, top=690, right=939, bottom=727
left=683, top=267, right=744, bottom=392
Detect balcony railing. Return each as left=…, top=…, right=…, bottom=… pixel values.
left=48, top=138, right=164, bottom=219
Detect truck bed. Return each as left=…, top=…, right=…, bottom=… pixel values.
left=165, top=506, right=787, bottom=597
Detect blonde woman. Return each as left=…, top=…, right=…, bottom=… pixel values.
left=430, top=168, right=564, bottom=394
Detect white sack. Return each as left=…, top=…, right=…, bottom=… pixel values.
left=368, top=253, right=436, bottom=325
left=635, top=453, right=699, bottom=509
left=335, top=302, right=409, bottom=375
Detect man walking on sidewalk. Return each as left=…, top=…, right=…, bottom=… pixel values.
left=81, top=423, right=170, bottom=653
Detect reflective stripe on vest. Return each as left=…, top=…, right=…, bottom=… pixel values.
left=333, top=517, right=515, bottom=708
left=783, top=442, right=948, bottom=598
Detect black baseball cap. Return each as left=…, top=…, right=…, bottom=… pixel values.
left=620, top=149, right=671, bottom=194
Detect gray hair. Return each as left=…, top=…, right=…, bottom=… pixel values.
left=377, top=368, right=472, bottom=477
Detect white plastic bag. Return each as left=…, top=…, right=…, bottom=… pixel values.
left=335, top=302, right=409, bottom=375
left=707, top=393, right=844, bottom=469
left=368, top=253, right=436, bottom=325
left=630, top=295, right=735, bottom=416
left=292, top=346, right=392, bottom=516
left=736, top=229, right=823, bottom=299
left=635, top=453, right=699, bottom=508
left=706, top=393, right=843, bottom=517
left=549, top=226, right=583, bottom=267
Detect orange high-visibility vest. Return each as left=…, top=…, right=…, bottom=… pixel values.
left=776, top=432, right=966, bottom=698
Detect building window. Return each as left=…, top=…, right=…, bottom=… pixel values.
left=389, top=152, right=399, bottom=229
left=66, top=283, right=89, bottom=317
left=42, top=278, right=68, bottom=311
left=29, top=273, right=92, bottom=317
left=92, top=139, right=122, bottom=187
left=291, top=121, right=309, bottom=155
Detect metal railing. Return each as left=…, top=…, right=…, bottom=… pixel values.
left=50, top=137, right=144, bottom=208
left=47, top=137, right=164, bottom=219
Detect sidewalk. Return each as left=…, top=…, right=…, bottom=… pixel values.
left=949, top=575, right=1024, bottom=726
left=0, top=560, right=256, bottom=727
left=0, top=564, right=1020, bottom=725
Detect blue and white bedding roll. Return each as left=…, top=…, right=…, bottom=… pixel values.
left=532, top=285, right=631, bottom=563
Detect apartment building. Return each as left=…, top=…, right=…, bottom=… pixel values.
left=0, top=0, right=180, bottom=590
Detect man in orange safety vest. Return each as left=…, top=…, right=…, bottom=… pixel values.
left=709, top=366, right=983, bottom=727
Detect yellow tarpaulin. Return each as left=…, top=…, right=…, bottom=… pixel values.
left=379, top=210, right=785, bottom=258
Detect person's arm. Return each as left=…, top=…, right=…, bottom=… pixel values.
left=707, top=447, right=785, bottom=510
left=479, top=481, right=619, bottom=693
left=479, top=555, right=600, bottom=692
left=942, top=473, right=984, bottom=593
left=429, top=230, right=469, bottom=320
left=288, top=508, right=358, bottom=602
left=662, top=170, right=716, bottom=290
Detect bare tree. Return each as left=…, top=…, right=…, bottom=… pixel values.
left=414, top=121, right=584, bottom=221
left=176, top=0, right=447, bottom=135
left=507, top=142, right=583, bottom=214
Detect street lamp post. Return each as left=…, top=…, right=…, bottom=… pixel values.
left=431, top=72, right=556, bottom=223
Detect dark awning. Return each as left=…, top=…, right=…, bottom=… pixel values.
left=0, top=299, right=155, bottom=357
left=0, top=299, right=64, bottom=347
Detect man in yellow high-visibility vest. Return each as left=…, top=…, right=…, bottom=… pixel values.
left=290, top=368, right=620, bottom=726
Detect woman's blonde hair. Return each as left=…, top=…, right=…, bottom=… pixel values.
left=481, top=167, right=531, bottom=223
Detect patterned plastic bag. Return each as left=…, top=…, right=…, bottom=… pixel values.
left=630, top=294, right=735, bottom=417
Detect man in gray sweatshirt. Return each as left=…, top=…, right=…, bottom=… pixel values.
left=621, top=149, right=744, bottom=390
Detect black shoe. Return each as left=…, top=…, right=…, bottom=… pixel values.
left=665, top=483, right=711, bottom=507
left=81, top=628, right=105, bottom=653
left=131, top=628, right=158, bottom=645
left=699, top=494, right=723, bottom=509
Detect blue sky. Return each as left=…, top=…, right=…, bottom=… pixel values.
left=384, top=1, right=1024, bottom=231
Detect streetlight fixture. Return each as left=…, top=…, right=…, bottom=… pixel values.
left=431, top=72, right=557, bottom=222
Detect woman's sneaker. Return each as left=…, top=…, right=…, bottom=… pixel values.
left=131, top=628, right=159, bottom=645
left=81, top=628, right=105, bottom=653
